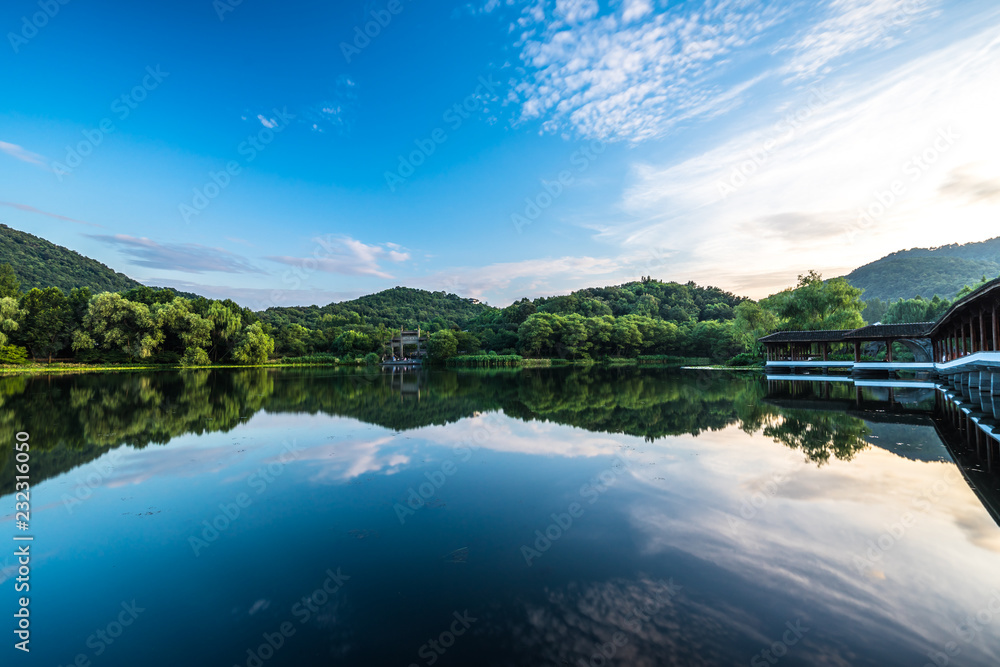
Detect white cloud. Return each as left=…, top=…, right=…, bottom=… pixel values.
left=0, top=140, right=47, bottom=167
left=492, top=0, right=943, bottom=144
left=780, top=0, right=938, bottom=80
left=612, top=24, right=1000, bottom=298
left=89, top=234, right=265, bottom=274
left=422, top=254, right=624, bottom=304
left=501, top=0, right=789, bottom=143
left=554, top=0, right=598, bottom=24
left=266, top=236, right=411, bottom=280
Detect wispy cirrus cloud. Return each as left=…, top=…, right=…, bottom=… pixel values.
left=0, top=202, right=101, bottom=227
left=0, top=140, right=47, bottom=167
left=779, top=0, right=938, bottom=80
left=423, top=254, right=623, bottom=304
left=89, top=234, right=265, bottom=274
left=484, top=0, right=940, bottom=144
left=141, top=279, right=361, bottom=310
left=487, top=0, right=789, bottom=143
left=613, top=23, right=1000, bottom=299
left=266, top=236, right=411, bottom=279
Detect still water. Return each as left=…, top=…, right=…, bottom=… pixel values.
left=2, top=367, right=1000, bottom=666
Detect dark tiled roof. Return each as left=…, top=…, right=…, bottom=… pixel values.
left=840, top=322, right=935, bottom=339
left=760, top=322, right=935, bottom=344
left=930, top=277, right=1000, bottom=335
left=758, top=330, right=850, bottom=343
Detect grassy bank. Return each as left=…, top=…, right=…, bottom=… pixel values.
left=1, top=354, right=734, bottom=375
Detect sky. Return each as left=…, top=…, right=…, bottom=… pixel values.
left=1, top=0, right=999, bottom=309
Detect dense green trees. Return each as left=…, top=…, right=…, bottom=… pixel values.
left=0, top=264, right=278, bottom=365
left=0, top=264, right=19, bottom=298
left=19, top=287, right=71, bottom=362
left=883, top=295, right=950, bottom=324
left=762, top=271, right=865, bottom=331
left=732, top=301, right=780, bottom=357
left=233, top=323, right=275, bottom=364
left=72, top=293, right=163, bottom=360
left=0, top=297, right=20, bottom=346
left=846, top=239, right=1000, bottom=302
left=428, top=330, right=458, bottom=360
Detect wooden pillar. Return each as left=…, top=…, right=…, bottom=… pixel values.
left=961, top=321, right=967, bottom=356
left=822, top=342, right=828, bottom=361
left=980, top=310, right=987, bottom=352
left=853, top=341, right=861, bottom=363
left=993, top=303, right=1000, bottom=352
left=886, top=339, right=893, bottom=363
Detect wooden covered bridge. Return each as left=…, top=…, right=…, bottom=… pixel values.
left=759, top=277, right=1000, bottom=384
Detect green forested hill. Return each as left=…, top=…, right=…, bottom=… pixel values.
left=0, top=223, right=141, bottom=293
left=261, top=286, right=491, bottom=330
left=845, top=236, right=1000, bottom=301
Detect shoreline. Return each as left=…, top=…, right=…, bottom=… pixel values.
left=0, top=357, right=747, bottom=376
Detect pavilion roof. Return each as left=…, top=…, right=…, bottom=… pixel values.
left=839, top=322, right=935, bottom=340
left=929, top=277, right=1000, bottom=336
left=757, top=330, right=849, bottom=343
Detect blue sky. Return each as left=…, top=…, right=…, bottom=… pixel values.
left=2, top=0, right=999, bottom=308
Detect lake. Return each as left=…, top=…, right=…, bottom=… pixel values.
left=2, top=366, right=1000, bottom=666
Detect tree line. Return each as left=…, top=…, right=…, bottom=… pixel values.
left=4, top=258, right=992, bottom=367
left=730, top=270, right=997, bottom=361
left=0, top=265, right=273, bottom=365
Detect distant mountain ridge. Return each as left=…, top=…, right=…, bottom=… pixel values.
left=4, top=221, right=999, bottom=311
left=844, top=236, right=1000, bottom=302
left=0, top=223, right=141, bottom=293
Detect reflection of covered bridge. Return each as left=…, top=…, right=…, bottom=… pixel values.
left=760, top=277, right=1000, bottom=382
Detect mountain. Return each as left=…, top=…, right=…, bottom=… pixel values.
left=0, top=223, right=141, bottom=293
left=844, top=236, right=1000, bottom=301
left=261, top=286, right=491, bottom=330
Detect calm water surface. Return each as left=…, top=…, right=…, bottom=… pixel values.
left=2, top=367, right=1000, bottom=666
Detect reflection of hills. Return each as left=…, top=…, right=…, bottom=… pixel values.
left=2, top=367, right=917, bottom=493
left=1, top=368, right=765, bottom=492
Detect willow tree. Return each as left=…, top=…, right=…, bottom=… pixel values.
left=763, top=271, right=865, bottom=331
left=72, top=293, right=163, bottom=360
left=0, top=297, right=21, bottom=346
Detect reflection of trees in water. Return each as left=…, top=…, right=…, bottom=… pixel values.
left=759, top=411, right=870, bottom=466
left=0, top=368, right=871, bottom=492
